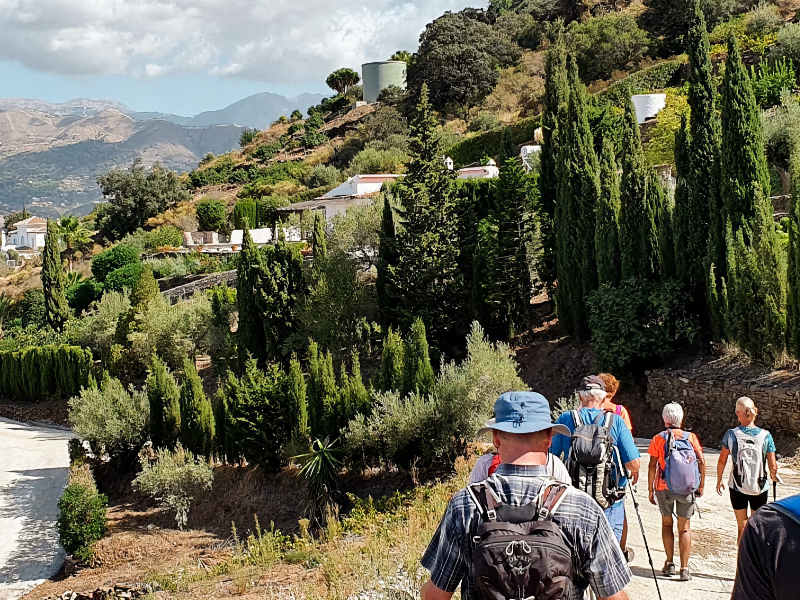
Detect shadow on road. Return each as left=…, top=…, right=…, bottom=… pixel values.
left=630, top=565, right=736, bottom=583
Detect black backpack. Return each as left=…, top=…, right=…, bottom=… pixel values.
left=468, top=480, right=576, bottom=600
left=566, top=409, right=626, bottom=509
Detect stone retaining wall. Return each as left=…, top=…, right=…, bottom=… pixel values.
left=0, top=399, right=69, bottom=426
left=162, top=269, right=237, bottom=300
left=646, top=358, right=800, bottom=440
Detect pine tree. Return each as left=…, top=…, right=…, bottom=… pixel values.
left=42, top=219, right=70, bottom=331
left=376, top=192, right=398, bottom=327
left=146, top=354, right=181, bottom=450
left=312, top=212, right=327, bottom=277
left=619, top=95, right=658, bottom=281
left=386, top=83, right=465, bottom=351
left=555, top=57, right=600, bottom=338
left=287, top=354, right=308, bottom=439
left=596, top=137, right=622, bottom=287
left=488, top=158, right=538, bottom=339
left=376, top=327, right=405, bottom=392
left=403, top=317, right=435, bottom=397
left=179, top=359, right=215, bottom=458
left=539, top=21, right=568, bottom=293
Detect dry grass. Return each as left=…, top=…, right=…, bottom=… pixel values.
left=483, top=50, right=545, bottom=123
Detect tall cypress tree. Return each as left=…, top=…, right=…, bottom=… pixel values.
left=789, top=146, right=800, bottom=357
left=287, top=354, right=308, bottom=439
left=403, top=317, right=435, bottom=397
left=237, top=229, right=267, bottom=366
left=539, top=21, right=569, bottom=293
left=386, top=84, right=464, bottom=351
left=312, top=212, right=327, bottom=276
left=42, top=219, right=70, bottom=331
left=619, top=95, right=658, bottom=281
left=596, top=137, right=621, bottom=287
left=376, top=327, right=405, bottom=393
left=555, top=56, right=600, bottom=338
left=650, top=170, right=675, bottom=280
left=179, top=359, right=215, bottom=459
left=146, top=354, right=181, bottom=450
left=376, top=192, right=397, bottom=327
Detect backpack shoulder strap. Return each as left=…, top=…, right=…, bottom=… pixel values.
left=681, top=431, right=692, bottom=442
left=616, top=404, right=623, bottom=416
left=537, top=483, right=570, bottom=522
left=467, top=483, right=500, bottom=522
left=602, top=411, right=614, bottom=430
left=571, top=409, right=583, bottom=429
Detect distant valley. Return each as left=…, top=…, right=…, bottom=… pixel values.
left=0, top=92, right=326, bottom=217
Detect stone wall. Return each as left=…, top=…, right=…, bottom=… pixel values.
left=0, top=399, right=69, bottom=426
left=646, top=357, right=800, bottom=441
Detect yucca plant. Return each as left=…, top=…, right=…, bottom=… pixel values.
left=293, top=438, right=342, bottom=522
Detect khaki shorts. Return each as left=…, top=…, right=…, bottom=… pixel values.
left=655, top=489, right=696, bottom=519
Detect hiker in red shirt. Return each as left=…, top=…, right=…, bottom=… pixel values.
left=647, top=402, right=706, bottom=582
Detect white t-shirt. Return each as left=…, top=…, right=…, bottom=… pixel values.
left=469, top=452, right=572, bottom=485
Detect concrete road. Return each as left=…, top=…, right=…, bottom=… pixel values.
left=0, top=417, right=72, bottom=600
left=624, top=438, right=800, bottom=600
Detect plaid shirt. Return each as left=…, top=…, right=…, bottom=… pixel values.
left=421, top=464, right=632, bottom=599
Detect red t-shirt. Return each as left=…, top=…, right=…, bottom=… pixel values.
left=647, top=429, right=703, bottom=491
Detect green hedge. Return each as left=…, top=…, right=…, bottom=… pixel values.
left=449, top=116, right=542, bottom=167
left=593, top=61, right=685, bottom=108
left=289, top=184, right=338, bottom=204
left=0, top=345, right=95, bottom=402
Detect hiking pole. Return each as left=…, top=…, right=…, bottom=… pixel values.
left=774, top=480, right=777, bottom=502
left=628, top=480, right=664, bottom=600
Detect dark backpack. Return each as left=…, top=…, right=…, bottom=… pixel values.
left=566, top=409, right=626, bottom=509
left=468, top=481, right=576, bottom=600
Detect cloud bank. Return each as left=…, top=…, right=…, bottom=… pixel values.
left=0, top=0, right=474, bottom=83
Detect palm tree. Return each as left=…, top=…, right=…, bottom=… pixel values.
left=57, top=215, right=91, bottom=272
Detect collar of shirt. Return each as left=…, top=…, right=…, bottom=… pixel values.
left=493, top=463, right=551, bottom=477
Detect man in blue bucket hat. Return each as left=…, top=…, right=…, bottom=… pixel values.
left=420, top=391, right=632, bottom=600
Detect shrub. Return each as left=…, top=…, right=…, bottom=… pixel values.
left=745, top=1, right=783, bottom=36
left=104, top=262, right=144, bottom=293
left=252, top=141, right=283, bottom=161
left=57, top=483, right=108, bottom=561
left=256, top=196, right=290, bottom=228
left=468, top=112, right=501, bottom=132
left=306, top=164, right=341, bottom=189
left=195, top=198, right=227, bottom=233
left=232, top=198, right=257, bottom=230
left=147, top=355, right=181, bottom=450
left=751, top=58, right=796, bottom=108
left=92, top=244, right=140, bottom=282
left=67, top=280, right=104, bottom=315
left=346, top=322, right=527, bottom=467
left=587, top=279, right=699, bottom=373
left=239, top=128, right=259, bottom=148
left=568, top=12, right=650, bottom=83
left=132, top=444, right=213, bottom=529
left=449, top=115, right=541, bottom=166
left=777, top=22, right=800, bottom=64
left=642, top=90, right=690, bottom=165
left=593, top=61, right=683, bottom=108
left=147, top=225, right=184, bottom=249
left=0, top=345, right=94, bottom=402
left=20, top=288, right=46, bottom=328
left=361, top=105, right=409, bottom=141
left=346, top=147, right=407, bottom=176
left=179, top=359, right=214, bottom=459
left=69, top=374, right=150, bottom=462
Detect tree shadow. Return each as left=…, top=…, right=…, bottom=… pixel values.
left=629, top=565, right=735, bottom=583
left=0, top=467, right=69, bottom=590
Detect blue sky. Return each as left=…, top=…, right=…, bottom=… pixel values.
left=0, top=0, right=475, bottom=116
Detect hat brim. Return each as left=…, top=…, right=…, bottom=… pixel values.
left=477, top=418, right=571, bottom=438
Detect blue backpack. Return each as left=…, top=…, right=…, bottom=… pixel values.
left=659, top=430, right=701, bottom=496
left=773, top=494, right=800, bottom=526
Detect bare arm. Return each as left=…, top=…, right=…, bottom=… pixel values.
left=767, top=452, right=782, bottom=483
left=600, top=592, right=629, bottom=600
left=716, top=448, right=730, bottom=495
left=420, top=580, right=454, bottom=600
left=625, top=458, right=640, bottom=485
left=648, top=457, right=658, bottom=504
left=696, top=450, right=706, bottom=497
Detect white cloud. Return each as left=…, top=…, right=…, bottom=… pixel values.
left=0, top=0, right=473, bottom=83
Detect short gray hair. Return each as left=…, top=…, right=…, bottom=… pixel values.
left=579, top=389, right=606, bottom=403
left=662, top=403, right=684, bottom=428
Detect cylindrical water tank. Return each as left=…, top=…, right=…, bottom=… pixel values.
left=631, top=94, right=667, bottom=125
left=362, top=61, right=407, bottom=104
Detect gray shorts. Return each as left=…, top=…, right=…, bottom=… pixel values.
left=655, top=489, right=696, bottom=519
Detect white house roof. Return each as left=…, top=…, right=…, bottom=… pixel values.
left=9, top=216, right=47, bottom=234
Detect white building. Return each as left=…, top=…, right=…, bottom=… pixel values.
left=7, top=216, right=47, bottom=254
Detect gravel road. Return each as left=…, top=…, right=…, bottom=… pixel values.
left=623, top=438, right=800, bottom=600
left=0, top=417, right=72, bottom=600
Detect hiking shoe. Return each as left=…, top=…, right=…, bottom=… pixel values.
left=623, top=548, right=635, bottom=563
left=661, top=561, right=676, bottom=576
left=680, top=568, right=692, bottom=581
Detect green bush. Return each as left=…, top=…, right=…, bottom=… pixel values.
left=92, top=244, right=140, bottom=283
left=57, top=483, right=108, bottom=561
left=306, top=164, right=341, bottom=189
left=132, top=444, right=213, bottom=529
left=776, top=22, right=800, bottom=64
left=346, top=147, right=407, bottom=176
left=587, top=279, right=699, bottom=373
left=239, top=128, right=259, bottom=148
left=188, top=155, right=250, bottom=188
left=745, top=1, right=783, bottom=36
left=147, top=354, right=181, bottom=450
left=20, top=288, right=46, bottom=328
left=593, top=60, right=684, bottom=108
left=569, top=12, right=650, bottom=83
left=468, top=112, right=501, bottom=132
left=449, top=116, right=541, bottom=166
left=252, top=141, right=283, bottom=161
left=69, top=374, right=150, bottom=461
left=196, top=198, right=227, bottom=233
left=232, top=198, right=257, bottom=230
left=751, top=58, right=796, bottom=108
left=0, top=345, right=94, bottom=402
left=179, top=359, right=214, bottom=459
left=147, top=225, right=184, bottom=249
left=67, top=280, right=104, bottom=315
left=104, top=262, right=144, bottom=293
left=289, top=185, right=338, bottom=204
left=256, top=196, right=290, bottom=228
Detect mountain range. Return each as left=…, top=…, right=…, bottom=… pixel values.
left=0, top=92, right=326, bottom=217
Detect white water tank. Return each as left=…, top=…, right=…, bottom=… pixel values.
left=362, top=61, right=407, bottom=104
left=632, top=94, right=667, bottom=124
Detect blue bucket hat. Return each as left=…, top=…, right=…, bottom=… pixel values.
left=478, top=391, right=571, bottom=437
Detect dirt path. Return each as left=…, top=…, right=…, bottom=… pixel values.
left=623, top=439, right=800, bottom=600
left=0, top=417, right=72, bottom=600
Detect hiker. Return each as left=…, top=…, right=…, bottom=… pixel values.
left=730, top=492, right=800, bottom=600
left=646, top=402, right=705, bottom=581
left=549, top=376, right=640, bottom=563
left=716, top=396, right=782, bottom=543
left=470, top=441, right=571, bottom=485
left=598, top=372, right=634, bottom=554
left=421, top=391, right=632, bottom=600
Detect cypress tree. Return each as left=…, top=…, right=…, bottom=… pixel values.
left=179, top=359, right=214, bottom=459
left=386, top=83, right=465, bottom=351
left=539, top=21, right=568, bottom=293
left=376, top=327, right=405, bottom=393
left=237, top=229, right=267, bottom=367
left=619, top=94, right=658, bottom=281
left=260, top=239, right=306, bottom=362
left=233, top=198, right=257, bottom=229
left=376, top=192, right=398, bottom=327
left=146, top=354, right=181, bottom=450
left=307, top=342, right=338, bottom=437
left=403, top=317, right=435, bottom=397
left=312, top=212, right=327, bottom=276
left=649, top=169, right=675, bottom=280
left=319, top=349, right=339, bottom=435
left=596, top=137, right=622, bottom=287
left=131, top=267, right=159, bottom=309
left=307, top=341, right=323, bottom=436
left=287, top=354, right=308, bottom=439
left=42, top=219, right=70, bottom=331
left=555, top=56, right=600, bottom=338
left=788, top=147, right=800, bottom=356
left=348, top=351, right=370, bottom=417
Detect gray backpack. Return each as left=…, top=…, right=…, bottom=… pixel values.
left=566, top=410, right=626, bottom=509
left=468, top=481, right=576, bottom=599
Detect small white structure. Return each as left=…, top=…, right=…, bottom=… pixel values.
left=444, top=156, right=454, bottom=171
left=457, top=162, right=500, bottom=180
left=7, top=216, right=47, bottom=251
left=324, top=174, right=401, bottom=199
left=632, top=94, right=667, bottom=125
left=520, top=145, right=542, bottom=173
left=182, top=227, right=301, bottom=252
